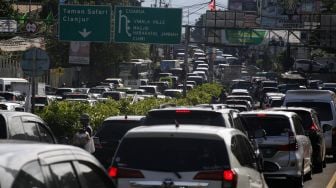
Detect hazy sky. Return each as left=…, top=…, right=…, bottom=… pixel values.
left=142, top=0, right=229, bottom=25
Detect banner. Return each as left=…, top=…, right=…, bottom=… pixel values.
left=69, top=41, right=90, bottom=65
left=223, top=29, right=267, bottom=45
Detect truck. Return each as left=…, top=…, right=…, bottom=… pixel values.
left=160, top=60, right=181, bottom=73
left=218, top=65, right=242, bottom=86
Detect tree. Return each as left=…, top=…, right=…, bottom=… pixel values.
left=191, top=14, right=206, bottom=42
left=0, top=0, right=17, bottom=17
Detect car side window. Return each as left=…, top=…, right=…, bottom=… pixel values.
left=12, top=160, right=46, bottom=188
left=37, top=123, right=55, bottom=143
left=49, top=162, right=80, bottom=188
left=240, top=136, right=257, bottom=169
left=0, top=115, right=7, bottom=138
left=293, top=116, right=305, bottom=135
left=10, top=116, right=26, bottom=139
left=231, top=136, right=246, bottom=166
left=22, top=121, right=40, bottom=141
left=76, top=161, right=113, bottom=188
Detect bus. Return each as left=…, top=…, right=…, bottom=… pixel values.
left=0, top=78, right=29, bottom=92
left=118, top=61, right=151, bottom=80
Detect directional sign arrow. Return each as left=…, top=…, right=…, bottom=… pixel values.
left=79, top=28, right=92, bottom=38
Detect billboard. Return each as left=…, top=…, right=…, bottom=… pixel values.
left=69, top=42, right=90, bottom=65
left=229, top=0, right=258, bottom=12
left=260, top=0, right=321, bottom=28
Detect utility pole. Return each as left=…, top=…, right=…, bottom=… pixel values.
left=183, top=26, right=190, bottom=98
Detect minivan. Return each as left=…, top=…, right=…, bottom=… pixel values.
left=283, top=89, right=336, bottom=160
left=109, top=125, right=268, bottom=188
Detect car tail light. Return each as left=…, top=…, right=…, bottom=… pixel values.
left=223, top=170, right=236, bottom=181
left=108, top=167, right=118, bottom=178
left=257, top=113, right=267, bottom=117
left=176, top=109, right=191, bottom=113
left=108, top=166, right=144, bottom=179
left=193, top=170, right=237, bottom=188
left=278, top=142, right=298, bottom=151
left=310, top=123, right=319, bottom=131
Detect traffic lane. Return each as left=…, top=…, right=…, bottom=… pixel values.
left=265, top=156, right=336, bottom=188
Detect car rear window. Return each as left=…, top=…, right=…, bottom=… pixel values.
left=113, top=137, right=230, bottom=171
left=288, top=110, right=312, bottom=130
left=241, top=116, right=291, bottom=136
left=270, top=99, right=283, bottom=107
left=95, top=120, right=142, bottom=140
left=286, top=102, right=332, bottom=121
left=144, top=110, right=226, bottom=127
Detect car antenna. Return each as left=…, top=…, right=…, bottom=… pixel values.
left=124, top=114, right=128, bottom=119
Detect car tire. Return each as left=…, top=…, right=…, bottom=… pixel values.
left=323, top=160, right=327, bottom=168
left=291, top=161, right=305, bottom=187
left=314, top=161, right=323, bottom=173
left=305, top=164, right=313, bottom=180
left=291, top=175, right=304, bottom=188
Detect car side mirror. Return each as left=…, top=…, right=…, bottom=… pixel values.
left=322, top=124, right=332, bottom=133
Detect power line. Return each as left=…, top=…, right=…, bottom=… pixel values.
left=175, top=1, right=211, bottom=9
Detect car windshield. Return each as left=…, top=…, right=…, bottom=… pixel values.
left=242, top=116, right=291, bottom=136
left=95, top=120, right=143, bottom=140
left=113, top=137, right=230, bottom=171
left=286, top=102, right=332, bottom=121
left=144, top=110, right=226, bottom=127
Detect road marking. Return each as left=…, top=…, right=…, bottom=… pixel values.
left=327, top=171, right=336, bottom=188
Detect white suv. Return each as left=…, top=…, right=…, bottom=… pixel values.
left=109, top=125, right=268, bottom=188
left=240, top=111, right=313, bottom=187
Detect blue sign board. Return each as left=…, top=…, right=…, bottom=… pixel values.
left=20, top=47, right=50, bottom=76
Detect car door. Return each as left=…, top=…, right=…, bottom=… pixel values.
left=238, top=135, right=264, bottom=188
left=293, top=115, right=311, bottom=169
left=231, top=135, right=264, bottom=188
left=73, top=161, right=115, bottom=188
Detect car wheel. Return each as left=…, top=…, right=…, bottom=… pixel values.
left=291, top=175, right=304, bottom=188
left=305, top=164, right=313, bottom=180
left=291, top=161, right=305, bottom=187
left=314, top=160, right=323, bottom=173
left=323, top=160, right=327, bottom=168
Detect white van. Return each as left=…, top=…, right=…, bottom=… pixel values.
left=0, top=78, right=29, bottom=92
left=283, top=89, right=336, bottom=160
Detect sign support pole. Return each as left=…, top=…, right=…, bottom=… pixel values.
left=31, top=48, right=36, bottom=113
left=183, top=25, right=190, bottom=98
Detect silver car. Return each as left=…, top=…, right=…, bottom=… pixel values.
left=240, top=111, right=313, bottom=187
left=109, top=125, right=268, bottom=188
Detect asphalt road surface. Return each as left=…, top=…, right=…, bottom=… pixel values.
left=266, top=156, right=336, bottom=188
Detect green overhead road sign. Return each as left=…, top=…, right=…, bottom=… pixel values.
left=114, top=6, right=182, bottom=44
left=59, top=5, right=111, bottom=42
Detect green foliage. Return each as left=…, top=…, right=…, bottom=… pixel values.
left=37, top=83, right=224, bottom=138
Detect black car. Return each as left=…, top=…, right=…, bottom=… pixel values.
left=0, top=140, right=114, bottom=188
left=269, top=107, right=328, bottom=172
left=143, top=107, right=247, bottom=135
left=0, top=111, right=57, bottom=143
left=93, top=115, right=145, bottom=168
